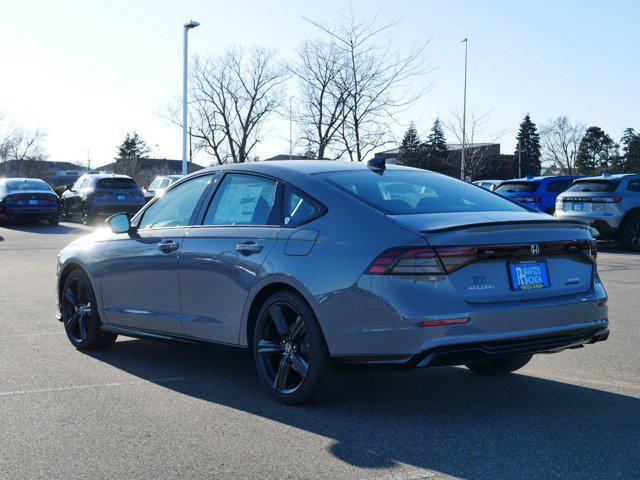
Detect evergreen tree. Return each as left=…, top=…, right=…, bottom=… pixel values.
left=397, top=122, right=425, bottom=168
left=576, top=126, right=618, bottom=175
left=514, top=114, right=541, bottom=177
left=424, top=118, right=453, bottom=175
left=116, top=132, right=150, bottom=161
left=621, top=128, right=640, bottom=172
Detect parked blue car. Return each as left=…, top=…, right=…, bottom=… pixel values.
left=495, top=176, right=583, bottom=213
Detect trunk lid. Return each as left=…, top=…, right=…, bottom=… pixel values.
left=387, top=211, right=595, bottom=303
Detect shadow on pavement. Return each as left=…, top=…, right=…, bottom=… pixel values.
left=87, top=338, right=640, bottom=479
left=597, top=240, right=640, bottom=255
left=0, top=220, right=87, bottom=234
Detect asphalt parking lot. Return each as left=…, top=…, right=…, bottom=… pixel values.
left=1, top=221, right=639, bottom=480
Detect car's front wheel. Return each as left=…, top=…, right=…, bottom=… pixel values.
left=465, top=354, right=532, bottom=375
left=252, top=291, right=337, bottom=405
left=61, top=269, right=117, bottom=350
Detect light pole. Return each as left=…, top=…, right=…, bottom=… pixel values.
left=289, top=96, right=293, bottom=160
left=460, top=38, right=468, bottom=181
left=182, top=20, right=199, bottom=176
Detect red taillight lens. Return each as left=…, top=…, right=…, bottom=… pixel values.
left=515, top=197, right=542, bottom=202
left=366, top=246, right=445, bottom=275
left=418, top=317, right=469, bottom=327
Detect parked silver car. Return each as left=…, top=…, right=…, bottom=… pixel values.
left=555, top=173, right=640, bottom=250
left=143, top=175, right=183, bottom=202
left=56, top=161, right=609, bottom=404
left=472, top=179, right=502, bottom=191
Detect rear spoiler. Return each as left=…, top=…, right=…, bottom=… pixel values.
left=420, top=219, right=590, bottom=234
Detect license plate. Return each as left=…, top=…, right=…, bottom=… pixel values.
left=117, top=195, right=126, bottom=201
left=29, top=199, right=39, bottom=205
left=509, top=261, right=550, bottom=290
left=572, top=203, right=583, bottom=211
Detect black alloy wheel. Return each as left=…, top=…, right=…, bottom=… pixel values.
left=253, top=291, right=337, bottom=405
left=621, top=214, right=640, bottom=251
left=61, top=269, right=117, bottom=349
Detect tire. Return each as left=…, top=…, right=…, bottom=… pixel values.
left=60, top=203, right=69, bottom=221
left=619, top=214, right=640, bottom=251
left=60, top=269, right=117, bottom=350
left=252, top=291, right=338, bottom=405
left=465, top=354, right=533, bottom=375
left=48, top=217, right=59, bottom=226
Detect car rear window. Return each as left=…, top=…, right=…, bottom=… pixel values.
left=495, top=182, right=537, bottom=193
left=96, top=178, right=139, bottom=189
left=4, top=180, right=52, bottom=192
left=566, top=181, right=620, bottom=193
left=320, top=169, right=525, bottom=215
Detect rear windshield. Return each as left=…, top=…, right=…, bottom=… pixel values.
left=320, top=169, right=525, bottom=215
left=566, top=181, right=619, bottom=193
left=4, top=180, right=52, bottom=192
left=96, top=178, right=139, bottom=189
left=495, top=182, right=537, bottom=193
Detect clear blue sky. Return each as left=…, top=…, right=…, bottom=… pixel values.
left=1, top=0, right=638, bottom=166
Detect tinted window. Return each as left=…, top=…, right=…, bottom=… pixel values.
left=97, top=178, right=139, bottom=189
left=5, top=180, right=52, bottom=192
left=321, top=170, right=525, bottom=214
left=203, top=174, right=278, bottom=226
left=495, top=182, right=538, bottom=193
left=627, top=180, right=640, bottom=192
left=566, top=181, right=620, bottom=193
left=139, top=174, right=212, bottom=229
left=546, top=180, right=571, bottom=193
left=284, top=187, right=323, bottom=227
left=148, top=178, right=163, bottom=190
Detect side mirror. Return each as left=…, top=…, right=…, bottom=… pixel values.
left=106, top=213, right=132, bottom=234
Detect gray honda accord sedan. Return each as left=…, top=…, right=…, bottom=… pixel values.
left=56, top=160, right=609, bottom=404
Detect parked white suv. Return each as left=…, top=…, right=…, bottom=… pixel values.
left=555, top=173, right=640, bottom=250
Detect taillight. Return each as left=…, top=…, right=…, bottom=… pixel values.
left=594, top=197, right=622, bottom=203
left=515, top=196, right=541, bottom=203
left=366, top=247, right=445, bottom=275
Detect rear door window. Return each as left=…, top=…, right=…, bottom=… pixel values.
left=495, top=182, right=538, bottom=193
left=566, top=181, right=620, bottom=193
left=203, top=173, right=279, bottom=226
left=626, top=179, right=640, bottom=192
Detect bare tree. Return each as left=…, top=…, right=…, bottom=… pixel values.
left=444, top=109, right=505, bottom=180
left=305, top=12, right=429, bottom=161
left=540, top=116, right=586, bottom=175
left=166, top=46, right=288, bottom=164
left=5, top=127, right=47, bottom=176
left=290, top=40, right=351, bottom=159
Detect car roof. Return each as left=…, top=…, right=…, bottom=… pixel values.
left=80, top=173, right=134, bottom=180
left=503, top=175, right=582, bottom=183
left=0, top=177, right=47, bottom=183
left=200, top=160, right=418, bottom=177
left=574, top=173, right=640, bottom=181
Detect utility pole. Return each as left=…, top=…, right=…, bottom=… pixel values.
left=182, top=20, right=200, bottom=175
left=460, top=38, right=468, bottom=181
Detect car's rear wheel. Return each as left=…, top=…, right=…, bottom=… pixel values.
left=465, top=354, right=532, bottom=375
left=61, top=269, right=117, bottom=350
left=48, top=217, right=59, bottom=226
left=619, top=214, right=640, bottom=251
left=253, top=291, right=337, bottom=405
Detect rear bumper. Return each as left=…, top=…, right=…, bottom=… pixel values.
left=1, top=209, right=60, bottom=220
left=555, top=213, right=621, bottom=236
left=89, top=204, right=143, bottom=217
left=332, top=323, right=609, bottom=369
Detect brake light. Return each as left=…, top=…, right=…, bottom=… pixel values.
left=515, top=197, right=541, bottom=202
left=366, top=246, right=445, bottom=275
left=595, top=197, right=622, bottom=203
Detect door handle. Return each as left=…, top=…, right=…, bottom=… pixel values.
left=236, top=242, right=263, bottom=256
left=158, top=240, right=180, bottom=253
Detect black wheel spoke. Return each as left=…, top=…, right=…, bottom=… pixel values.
left=78, top=314, right=87, bottom=340
left=289, top=353, right=309, bottom=377
left=270, top=305, right=288, bottom=337
left=287, top=316, right=305, bottom=341
left=257, top=339, right=284, bottom=356
left=65, top=288, right=80, bottom=307
left=66, top=311, right=81, bottom=329
left=274, top=356, right=291, bottom=391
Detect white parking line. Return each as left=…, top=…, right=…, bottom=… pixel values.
left=0, top=376, right=188, bottom=397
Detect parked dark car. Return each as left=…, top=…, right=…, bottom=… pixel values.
left=143, top=175, right=183, bottom=202
left=0, top=178, right=61, bottom=225
left=60, top=174, right=145, bottom=225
